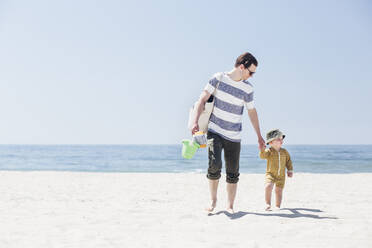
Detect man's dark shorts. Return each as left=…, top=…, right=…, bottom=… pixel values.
left=206, top=131, right=241, bottom=184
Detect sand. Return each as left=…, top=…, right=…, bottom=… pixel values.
left=0, top=171, right=371, bottom=248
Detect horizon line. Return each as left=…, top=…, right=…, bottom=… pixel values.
left=0, top=144, right=371, bottom=146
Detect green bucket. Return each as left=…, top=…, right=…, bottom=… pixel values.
left=182, top=139, right=200, bottom=159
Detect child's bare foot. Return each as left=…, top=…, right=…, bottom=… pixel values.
left=226, top=207, right=235, bottom=214
left=205, top=200, right=217, bottom=213
left=274, top=206, right=281, bottom=211
left=265, top=204, right=272, bottom=211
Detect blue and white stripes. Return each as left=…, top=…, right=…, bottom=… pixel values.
left=204, top=72, right=254, bottom=142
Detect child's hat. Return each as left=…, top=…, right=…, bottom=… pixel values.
left=266, top=129, right=285, bottom=145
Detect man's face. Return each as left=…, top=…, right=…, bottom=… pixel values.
left=240, top=64, right=257, bottom=80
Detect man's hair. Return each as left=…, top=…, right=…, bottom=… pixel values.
left=235, top=52, right=258, bottom=68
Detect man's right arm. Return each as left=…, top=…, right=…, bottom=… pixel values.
left=191, top=90, right=212, bottom=135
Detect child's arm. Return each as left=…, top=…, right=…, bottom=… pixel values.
left=286, top=151, right=293, bottom=177
left=259, top=146, right=270, bottom=159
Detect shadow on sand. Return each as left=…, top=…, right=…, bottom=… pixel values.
left=209, top=208, right=338, bottom=220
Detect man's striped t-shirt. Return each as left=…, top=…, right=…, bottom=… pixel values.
left=204, top=72, right=254, bottom=142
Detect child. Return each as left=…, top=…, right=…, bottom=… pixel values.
left=259, top=129, right=293, bottom=211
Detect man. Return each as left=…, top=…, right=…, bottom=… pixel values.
left=191, top=52, right=265, bottom=214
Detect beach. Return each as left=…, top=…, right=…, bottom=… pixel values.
left=0, top=171, right=371, bottom=247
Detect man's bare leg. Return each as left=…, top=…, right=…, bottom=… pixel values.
left=265, top=183, right=274, bottom=211
left=226, top=183, right=237, bottom=214
left=275, top=186, right=283, bottom=208
left=206, top=179, right=219, bottom=212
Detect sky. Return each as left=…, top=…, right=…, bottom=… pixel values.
left=0, top=0, right=371, bottom=144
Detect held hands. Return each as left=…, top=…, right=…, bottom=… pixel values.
left=287, top=171, right=293, bottom=178
left=258, top=136, right=266, bottom=151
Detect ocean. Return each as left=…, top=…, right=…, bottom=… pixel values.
left=0, top=145, right=371, bottom=173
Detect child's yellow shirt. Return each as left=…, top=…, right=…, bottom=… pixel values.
left=259, top=147, right=293, bottom=179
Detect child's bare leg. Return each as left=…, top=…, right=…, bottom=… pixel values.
left=206, top=179, right=219, bottom=212
left=265, top=183, right=274, bottom=210
left=275, top=186, right=283, bottom=208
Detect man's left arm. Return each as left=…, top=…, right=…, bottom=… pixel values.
left=247, top=108, right=265, bottom=150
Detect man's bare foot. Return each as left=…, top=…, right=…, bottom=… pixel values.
left=226, top=207, right=235, bottom=214
left=206, top=201, right=217, bottom=213
left=265, top=204, right=272, bottom=211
